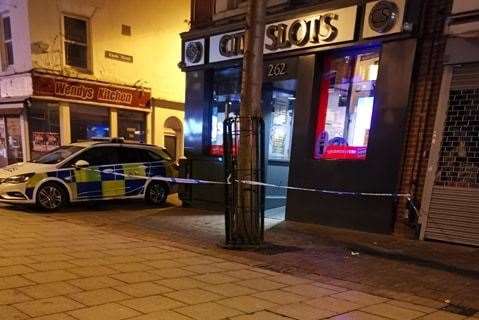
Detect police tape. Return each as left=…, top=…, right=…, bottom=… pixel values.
left=87, top=167, right=412, bottom=199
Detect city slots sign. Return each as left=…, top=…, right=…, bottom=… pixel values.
left=209, top=5, right=357, bottom=63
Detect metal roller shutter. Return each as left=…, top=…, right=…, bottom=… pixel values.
left=424, top=64, right=479, bottom=247
left=426, top=186, right=479, bottom=246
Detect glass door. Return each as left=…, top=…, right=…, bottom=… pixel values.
left=165, top=135, right=178, bottom=162
left=263, top=79, right=297, bottom=220
left=5, top=116, right=23, bottom=164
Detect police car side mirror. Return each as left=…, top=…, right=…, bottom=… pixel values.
left=74, top=160, right=89, bottom=169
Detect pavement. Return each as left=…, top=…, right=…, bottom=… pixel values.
left=0, top=197, right=476, bottom=320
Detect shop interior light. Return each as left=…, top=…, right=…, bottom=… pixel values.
left=368, top=64, right=379, bottom=81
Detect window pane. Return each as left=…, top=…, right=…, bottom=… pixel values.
left=34, top=146, right=83, bottom=165
left=118, top=110, right=146, bottom=143
left=64, top=16, right=87, bottom=43
left=147, top=149, right=169, bottom=161
left=210, top=68, right=241, bottom=155
left=313, top=49, right=380, bottom=160
left=65, top=42, right=87, bottom=68
left=117, top=147, right=144, bottom=164
left=5, top=42, right=13, bottom=65
left=77, top=147, right=119, bottom=166
left=70, top=105, right=110, bottom=142
left=3, top=17, right=11, bottom=40
left=148, top=147, right=172, bottom=161
left=267, top=80, right=296, bottom=161
left=29, top=102, right=60, bottom=160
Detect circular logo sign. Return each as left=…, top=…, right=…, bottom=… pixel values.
left=369, top=1, right=400, bottom=34
left=185, top=41, right=203, bottom=64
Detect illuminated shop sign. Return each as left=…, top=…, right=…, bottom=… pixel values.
left=209, top=5, right=357, bottom=63
left=183, top=1, right=408, bottom=67
left=32, top=73, right=151, bottom=109
left=362, top=0, right=406, bottom=39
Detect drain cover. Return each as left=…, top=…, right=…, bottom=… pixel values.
left=443, top=304, right=478, bottom=316
left=254, top=244, right=303, bottom=255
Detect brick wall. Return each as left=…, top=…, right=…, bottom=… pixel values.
left=396, top=0, right=453, bottom=237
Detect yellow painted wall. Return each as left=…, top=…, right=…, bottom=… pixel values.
left=28, top=0, right=189, bottom=104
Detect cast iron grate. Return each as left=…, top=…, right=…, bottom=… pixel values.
left=443, top=304, right=478, bottom=317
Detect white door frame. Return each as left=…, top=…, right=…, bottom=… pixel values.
left=419, top=65, right=453, bottom=240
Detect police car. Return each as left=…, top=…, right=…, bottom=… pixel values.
left=0, top=139, right=177, bottom=211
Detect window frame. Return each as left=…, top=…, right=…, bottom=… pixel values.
left=64, top=146, right=120, bottom=167
left=0, top=15, right=14, bottom=70
left=69, top=104, right=110, bottom=143
left=28, top=102, right=61, bottom=160
left=313, top=46, right=381, bottom=161
left=62, top=14, right=91, bottom=72
left=208, top=66, right=242, bottom=156
left=117, top=109, right=147, bottom=143
left=213, top=0, right=287, bottom=21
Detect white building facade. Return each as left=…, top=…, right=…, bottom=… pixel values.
left=0, top=0, right=188, bottom=166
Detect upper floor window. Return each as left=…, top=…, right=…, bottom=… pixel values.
left=64, top=16, right=88, bottom=70
left=213, top=0, right=287, bottom=20
left=1, top=16, right=13, bottom=69
left=215, top=0, right=247, bottom=14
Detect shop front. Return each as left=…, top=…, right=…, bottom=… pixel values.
left=419, top=2, right=479, bottom=246
left=28, top=72, right=151, bottom=160
left=181, top=0, right=421, bottom=233
left=0, top=108, right=25, bottom=166
left=0, top=73, right=31, bottom=167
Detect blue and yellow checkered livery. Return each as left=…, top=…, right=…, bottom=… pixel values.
left=25, top=161, right=170, bottom=201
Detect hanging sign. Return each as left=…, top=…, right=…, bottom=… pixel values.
left=208, top=5, right=357, bottom=63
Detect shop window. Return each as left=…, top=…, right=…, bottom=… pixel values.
left=1, top=16, right=13, bottom=69
left=70, top=104, right=110, bottom=142
left=210, top=67, right=241, bottom=156
left=313, top=49, right=380, bottom=160
left=64, top=16, right=89, bottom=70
left=117, top=110, right=146, bottom=143
left=29, top=102, right=60, bottom=160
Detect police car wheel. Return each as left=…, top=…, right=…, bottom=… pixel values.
left=36, top=182, right=67, bottom=211
left=146, top=182, right=168, bottom=205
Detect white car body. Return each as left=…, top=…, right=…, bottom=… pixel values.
left=0, top=141, right=175, bottom=207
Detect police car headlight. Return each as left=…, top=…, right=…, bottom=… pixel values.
left=4, top=173, right=35, bottom=184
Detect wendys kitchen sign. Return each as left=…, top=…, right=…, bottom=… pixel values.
left=32, top=74, right=151, bottom=109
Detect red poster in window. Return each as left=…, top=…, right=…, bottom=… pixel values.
left=210, top=145, right=238, bottom=157
left=322, top=145, right=367, bottom=160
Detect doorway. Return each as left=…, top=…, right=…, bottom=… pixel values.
left=0, top=116, right=23, bottom=167
left=262, top=79, right=297, bottom=220
left=165, top=135, right=177, bottom=162
left=164, top=116, right=184, bottom=163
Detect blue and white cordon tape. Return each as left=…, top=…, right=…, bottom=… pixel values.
left=89, top=166, right=412, bottom=200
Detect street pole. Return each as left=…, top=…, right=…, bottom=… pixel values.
left=234, top=0, right=267, bottom=245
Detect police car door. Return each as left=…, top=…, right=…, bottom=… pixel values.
left=117, top=146, right=148, bottom=197
left=70, top=146, right=121, bottom=200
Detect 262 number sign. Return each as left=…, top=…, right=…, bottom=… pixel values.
left=267, top=63, right=287, bottom=78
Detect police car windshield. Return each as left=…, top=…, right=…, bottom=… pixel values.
left=32, top=146, right=84, bottom=164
